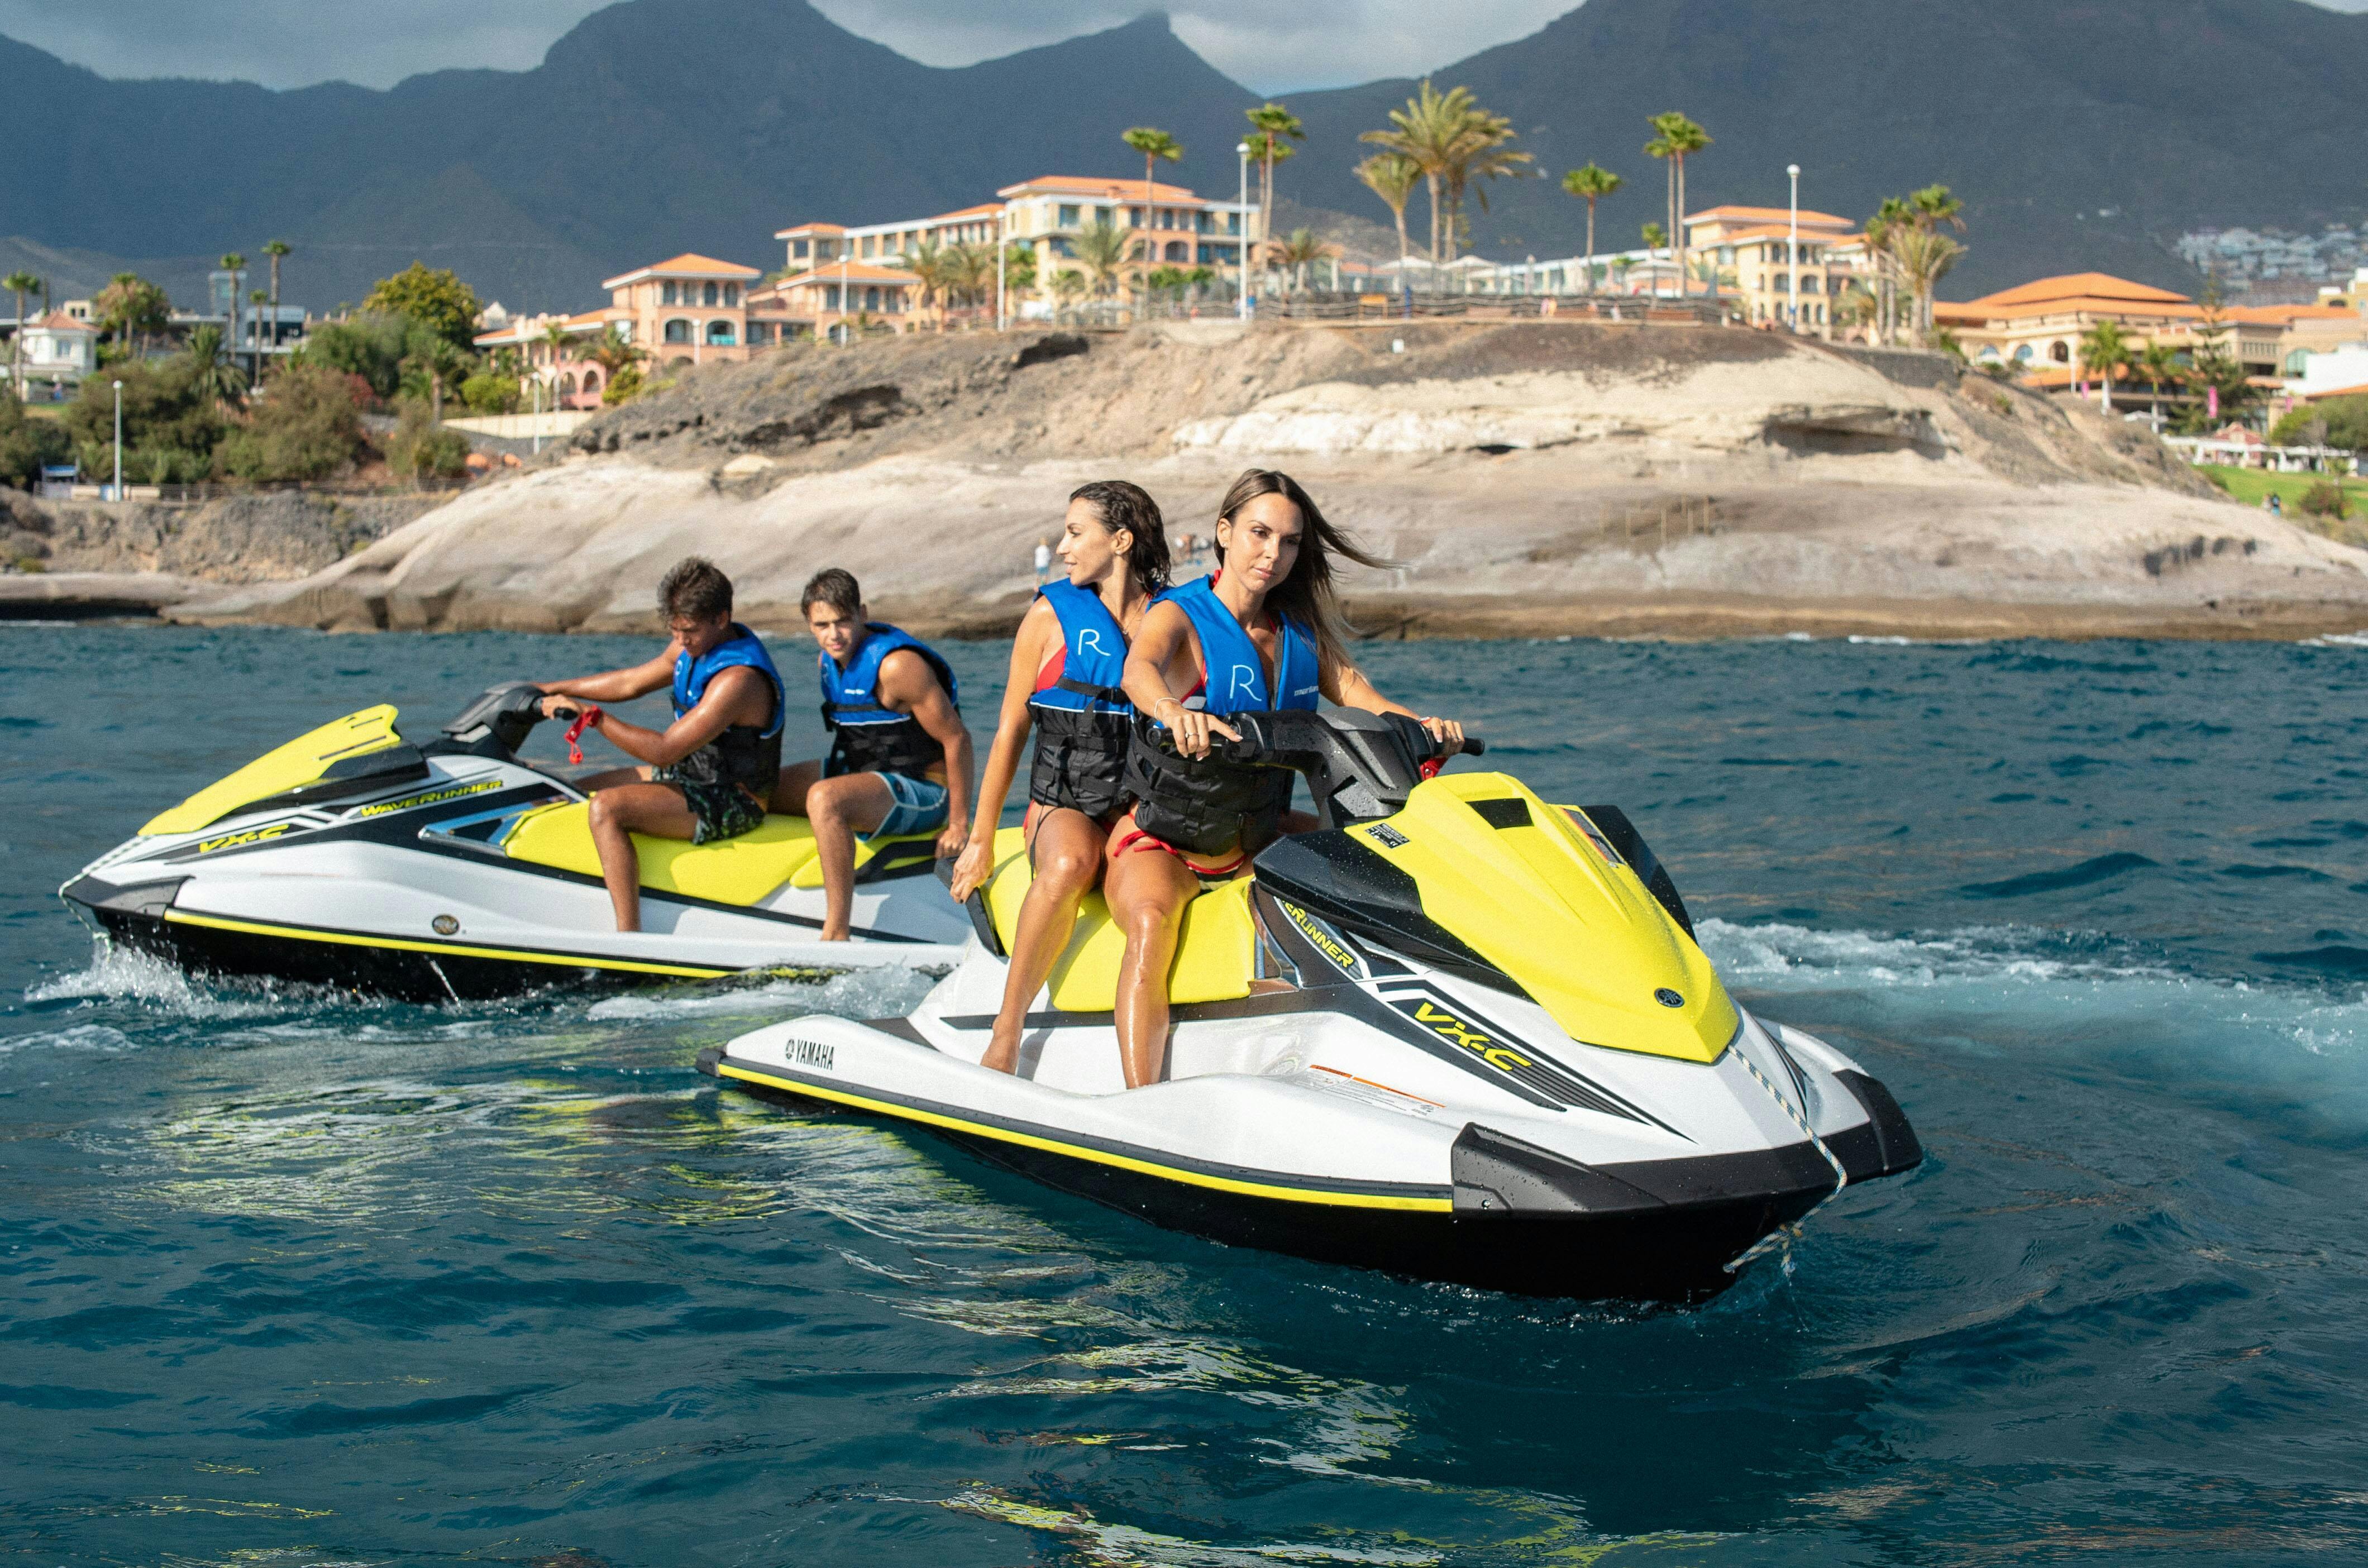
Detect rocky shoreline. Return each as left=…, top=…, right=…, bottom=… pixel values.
left=12, top=321, right=2365, bottom=642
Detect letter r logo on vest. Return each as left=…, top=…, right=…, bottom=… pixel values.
left=1075, top=628, right=1108, bottom=658
left=1229, top=663, right=1258, bottom=702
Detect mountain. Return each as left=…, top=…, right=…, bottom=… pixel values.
left=3, top=0, right=2366, bottom=312
left=1281, top=0, right=2368, bottom=295
left=0, top=2, right=1259, bottom=312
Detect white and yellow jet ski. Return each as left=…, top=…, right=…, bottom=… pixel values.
left=60, top=683, right=970, bottom=1000
left=701, top=710, right=1921, bottom=1301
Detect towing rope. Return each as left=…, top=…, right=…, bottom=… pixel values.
left=561, top=704, right=603, bottom=765
left=1723, top=1030, right=1850, bottom=1277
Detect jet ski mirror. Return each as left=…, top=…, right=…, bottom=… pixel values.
left=438, top=681, right=550, bottom=758
left=1220, top=709, right=1485, bottom=829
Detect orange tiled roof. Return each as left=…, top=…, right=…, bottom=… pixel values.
left=1961, top=273, right=2191, bottom=311
left=23, top=310, right=94, bottom=332
left=774, top=221, right=847, bottom=238
left=766, top=261, right=922, bottom=288
left=997, top=174, right=1206, bottom=203
left=601, top=253, right=763, bottom=288
left=2299, top=381, right=2368, bottom=401
left=1708, top=223, right=1858, bottom=247
left=2223, top=303, right=2360, bottom=324
left=1686, top=204, right=1854, bottom=228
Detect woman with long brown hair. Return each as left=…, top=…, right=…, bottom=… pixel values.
left=948, top=480, right=1171, bottom=1074
left=1105, top=469, right=1463, bottom=1088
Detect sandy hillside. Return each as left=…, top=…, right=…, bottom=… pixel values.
left=171, top=319, right=2368, bottom=640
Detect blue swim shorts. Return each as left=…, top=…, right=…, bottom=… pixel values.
left=866, top=772, right=950, bottom=840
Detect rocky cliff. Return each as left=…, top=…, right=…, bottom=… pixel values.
left=169, top=321, right=2368, bottom=642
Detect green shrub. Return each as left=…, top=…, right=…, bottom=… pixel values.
left=459, top=371, right=520, bottom=415
left=2300, top=479, right=2351, bottom=519
left=0, top=393, right=73, bottom=488
left=383, top=396, right=470, bottom=482
left=63, top=359, right=223, bottom=482
left=219, top=365, right=371, bottom=481
left=600, top=364, right=643, bottom=406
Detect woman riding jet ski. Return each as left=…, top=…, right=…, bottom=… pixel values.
left=704, top=474, right=1919, bottom=1300
left=58, top=561, right=971, bottom=1001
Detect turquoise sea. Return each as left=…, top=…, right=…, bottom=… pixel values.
left=5, top=623, right=2368, bottom=1564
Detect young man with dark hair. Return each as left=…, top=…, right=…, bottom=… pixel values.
left=536, top=556, right=786, bottom=933
left=773, top=567, right=972, bottom=941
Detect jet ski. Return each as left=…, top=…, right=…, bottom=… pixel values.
left=60, top=682, right=971, bottom=1001
left=701, top=708, right=1922, bottom=1301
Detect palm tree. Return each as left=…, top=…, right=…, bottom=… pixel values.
left=1646, top=113, right=1710, bottom=294
left=1863, top=197, right=1913, bottom=345
left=1355, top=153, right=1420, bottom=267
left=261, top=239, right=290, bottom=379
left=1560, top=164, right=1621, bottom=294
left=1122, top=127, right=1183, bottom=257
left=2079, top=319, right=2132, bottom=414
left=183, top=323, right=246, bottom=412
left=1244, top=103, right=1304, bottom=241
left=1073, top=222, right=1130, bottom=299
left=1049, top=269, right=1088, bottom=317
left=220, top=252, right=247, bottom=364
left=948, top=241, right=997, bottom=320
left=3, top=270, right=37, bottom=398
left=2137, top=342, right=2183, bottom=427
left=1362, top=81, right=1471, bottom=264
left=248, top=289, right=270, bottom=382
left=1884, top=227, right=1966, bottom=348
left=1644, top=126, right=1676, bottom=290
left=540, top=319, right=572, bottom=400
left=1438, top=103, right=1530, bottom=264
left=1272, top=228, right=1336, bottom=295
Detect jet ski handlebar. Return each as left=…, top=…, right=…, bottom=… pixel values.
left=438, top=681, right=550, bottom=758
left=1214, top=709, right=1484, bottom=829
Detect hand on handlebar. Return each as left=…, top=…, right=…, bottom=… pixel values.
left=1157, top=699, right=1240, bottom=760
left=538, top=694, right=584, bottom=721
left=946, top=836, right=994, bottom=903
left=1417, top=715, right=1466, bottom=756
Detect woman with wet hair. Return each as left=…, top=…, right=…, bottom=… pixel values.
left=1106, top=469, right=1463, bottom=1089
left=948, top=480, right=1173, bottom=1074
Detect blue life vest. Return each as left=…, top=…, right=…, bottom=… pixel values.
left=819, top=623, right=960, bottom=778
left=1124, top=573, right=1320, bottom=856
left=1028, top=580, right=1133, bottom=816
left=1164, top=573, right=1319, bottom=715
left=669, top=623, right=785, bottom=795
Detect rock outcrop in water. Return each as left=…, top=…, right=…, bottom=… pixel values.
left=167, top=321, right=2368, bottom=641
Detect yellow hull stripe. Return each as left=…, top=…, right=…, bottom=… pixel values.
left=715, top=1060, right=1455, bottom=1213
left=160, top=910, right=738, bottom=979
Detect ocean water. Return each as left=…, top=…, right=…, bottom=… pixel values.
left=6, top=622, right=2368, bottom=1565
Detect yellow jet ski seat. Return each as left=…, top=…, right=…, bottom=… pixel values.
left=505, top=801, right=939, bottom=906
left=975, top=826, right=1255, bottom=1012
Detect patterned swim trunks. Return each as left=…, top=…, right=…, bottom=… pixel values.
left=650, top=767, right=766, bottom=844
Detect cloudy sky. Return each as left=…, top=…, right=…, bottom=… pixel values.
left=4, top=0, right=2365, bottom=94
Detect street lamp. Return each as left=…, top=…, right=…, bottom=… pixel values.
left=1236, top=141, right=1251, bottom=321
left=111, top=379, right=122, bottom=500
left=1787, top=164, right=1801, bottom=331
left=995, top=205, right=1007, bottom=333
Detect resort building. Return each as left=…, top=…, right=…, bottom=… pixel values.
left=774, top=175, right=1254, bottom=313
left=472, top=309, right=629, bottom=409
left=9, top=310, right=98, bottom=386
left=1936, top=274, right=2364, bottom=385
left=600, top=254, right=765, bottom=365
left=745, top=260, right=922, bottom=342
left=1684, top=205, right=1864, bottom=330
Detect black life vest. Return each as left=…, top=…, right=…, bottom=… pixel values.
left=1027, top=579, right=1134, bottom=819
left=670, top=623, right=785, bottom=797
left=819, top=623, right=961, bottom=779
left=1123, top=573, right=1319, bottom=857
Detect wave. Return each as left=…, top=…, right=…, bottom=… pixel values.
left=22, top=945, right=318, bottom=1020
left=585, top=963, right=938, bottom=1024
left=1958, top=852, right=2157, bottom=900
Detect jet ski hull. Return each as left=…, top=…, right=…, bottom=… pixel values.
left=60, top=691, right=972, bottom=1000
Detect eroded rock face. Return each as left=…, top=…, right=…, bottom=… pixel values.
left=161, top=321, right=2368, bottom=640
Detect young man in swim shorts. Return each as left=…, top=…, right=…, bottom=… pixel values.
left=771, top=568, right=973, bottom=941
left=536, top=556, right=786, bottom=933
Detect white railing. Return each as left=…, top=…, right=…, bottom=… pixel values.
left=2164, top=436, right=2360, bottom=473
